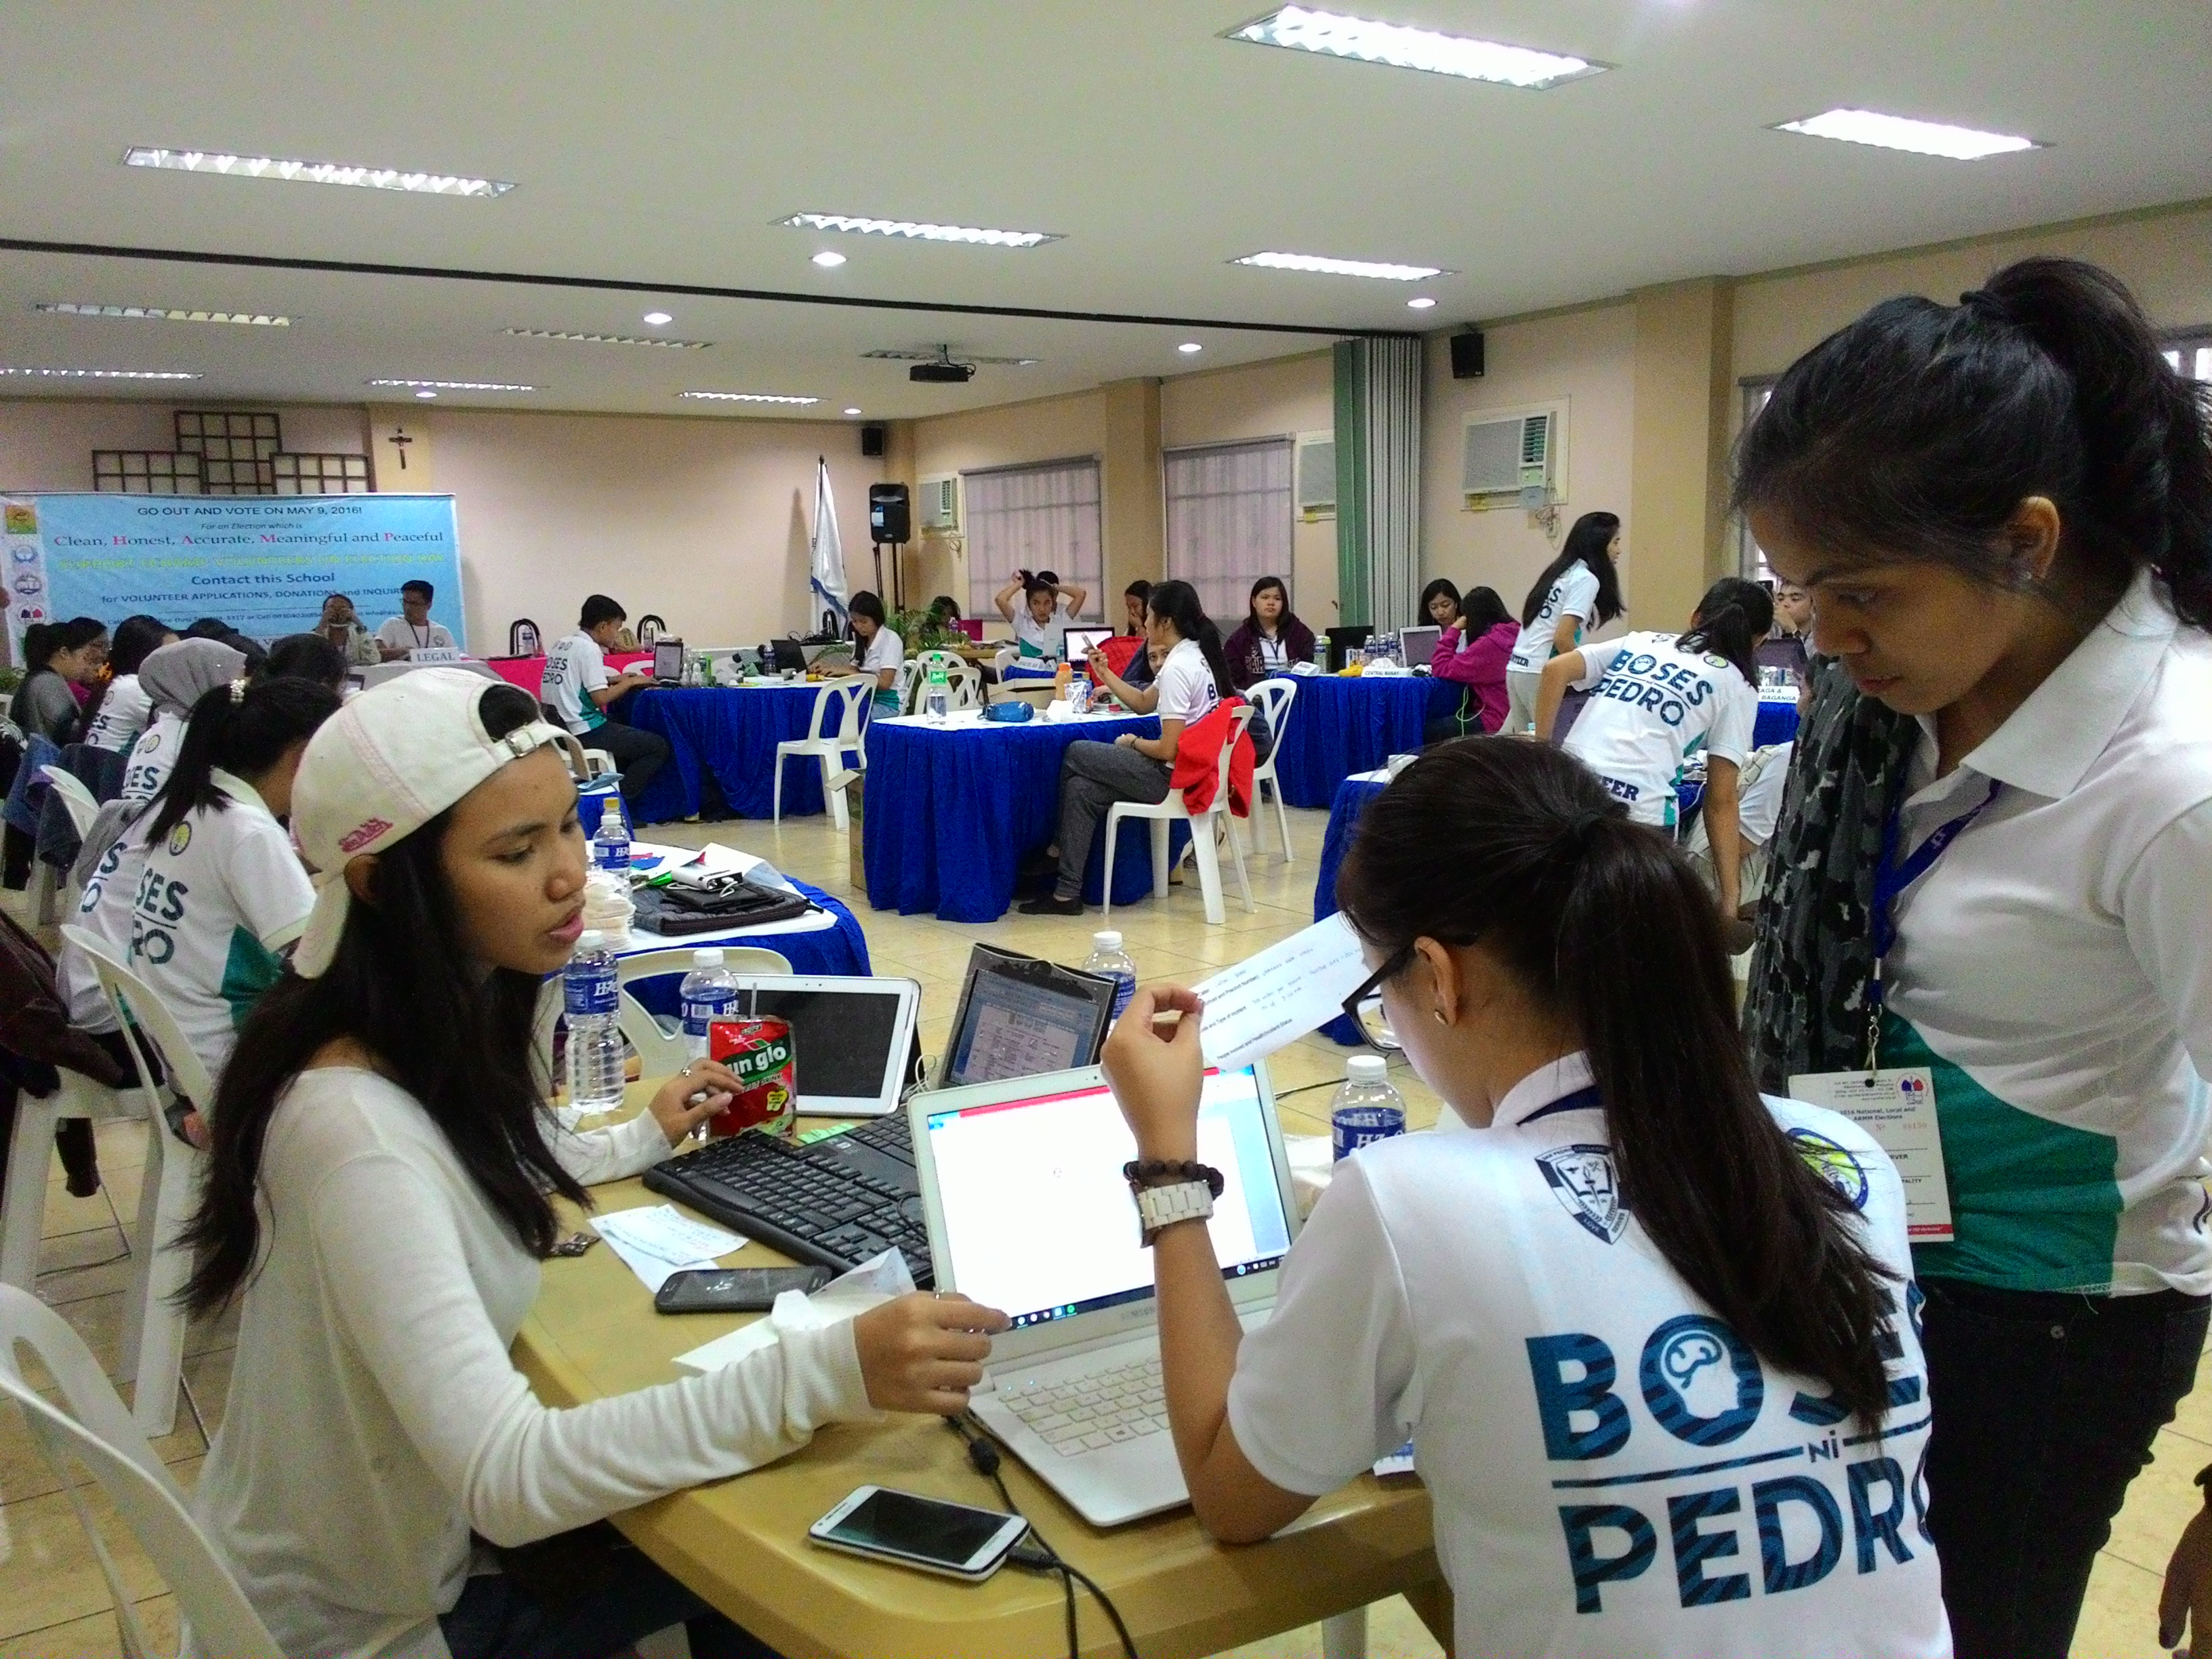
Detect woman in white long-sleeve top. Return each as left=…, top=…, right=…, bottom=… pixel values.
left=180, top=668, right=1008, bottom=1659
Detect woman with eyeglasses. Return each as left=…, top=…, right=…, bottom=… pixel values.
left=1101, top=737, right=1946, bottom=1658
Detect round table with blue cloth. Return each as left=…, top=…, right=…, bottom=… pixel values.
left=1313, top=770, right=1391, bottom=1046
left=611, top=880, right=873, bottom=1022
left=1267, top=674, right=1440, bottom=808
left=1753, top=696, right=1801, bottom=750
left=862, top=712, right=1191, bottom=922
left=617, top=684, right=846, bottom=825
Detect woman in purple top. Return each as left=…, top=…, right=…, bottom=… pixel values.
left=1425, top=585, right=1520, bottom=742
left=1222, top=575, right=1318, bottom=690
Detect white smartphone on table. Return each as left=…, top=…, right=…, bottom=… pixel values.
left=807, top=1485, right=1029, bottom=1581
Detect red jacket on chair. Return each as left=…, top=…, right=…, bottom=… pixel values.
left=1170, top=697, right=1255, bottom=819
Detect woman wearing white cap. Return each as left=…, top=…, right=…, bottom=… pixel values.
left=178, top=670, right=1010, bottom=1659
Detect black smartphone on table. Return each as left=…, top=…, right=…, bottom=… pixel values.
left=808, top=1486, right=1029, bottom=1580
left=653, top=1265, right=835, bottom=1313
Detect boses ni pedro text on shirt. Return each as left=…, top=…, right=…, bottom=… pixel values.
left=1509, top=563, right=1603, bottom=675
left=543, top=632, right=610, bottom=735
left=1561, top=632, right=1757, bottom=827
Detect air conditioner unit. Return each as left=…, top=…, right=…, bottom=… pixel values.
left=919, top=474, right=960, bottom=531
left=1462, top=406, right=1563, bottom=512
left=1295, top=432, right=1336, bottom=521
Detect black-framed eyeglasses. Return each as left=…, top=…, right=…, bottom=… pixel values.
left=1340, top=943, right=1416, bottom=1054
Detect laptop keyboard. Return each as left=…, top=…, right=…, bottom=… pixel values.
left=999, top=1355, right=1168, bottom=1454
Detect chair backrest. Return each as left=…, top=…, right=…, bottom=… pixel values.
left=892, top=659, right=921, bottom=713
left=39, top=764, right=101, bottom=838
left=944, top=662, right=983, bottom=711
left=991, top=645, right=1019, bottom=676
left=1212, top=703, right=1256, bottom=806
left=0, top=1286, right=285, bottom=1659
left=1246, top=676, right=1298, bottom=745
left=913, top=649, right=965, bottom=679
left=508, top=618, right=542, bottom=656
left=63, top=924, right=216, bottom=1112
left=636, top=614, right=666, bottom=648
left=615, top=945, right=794, bottom=985
left=804, top=679, right=869, bottom=744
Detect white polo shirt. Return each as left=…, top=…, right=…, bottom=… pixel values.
left=1015, top=605, right=1069, bottom=661
left=62, top=819, right=152, bottom=1033
left=542, top=631, right=610, bottom=735
left=1561, top=631, right=1758, bottom=826
left=1883, top=568, right=2212, bottom=1296
left=125, top=771, right=314, bottom=1086
left=1509, top=562, right=1602, bottom=674
left=1227, top=1054, right=1946, bottom=1659
left=83, top=674, right=153, bottom=754
left=1152, top=638, right=1221, bottom=729
left=375, top=616, right=456, bottom=655
left=120, top=712, right=186, bottom=803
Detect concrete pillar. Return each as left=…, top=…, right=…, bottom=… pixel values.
left=1100, top=377, right=1164, bottom=607
left=1627, top=279, right=1736, bottom=630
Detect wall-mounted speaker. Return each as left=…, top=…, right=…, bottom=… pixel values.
left=868, top=482, right=911, bottom=546
left=1450, top=330, right=1486, bottom=380
left=860, top=424, right=886, bottom=458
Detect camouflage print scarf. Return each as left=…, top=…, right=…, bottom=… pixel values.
left=1743, top=660, right=1921, bottom=1090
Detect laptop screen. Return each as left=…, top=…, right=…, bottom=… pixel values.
left=923, top=1067, right=1291, bottom=1330
left=942, top=947, right=1113, bottom=1088
left=1397, top=624, right=1439, bottom=668
left=729, top=982, right=910, bottom=1106
left=653, top=638, right=684, bottom=682
left=1063, top=627, right=1113, bottom=664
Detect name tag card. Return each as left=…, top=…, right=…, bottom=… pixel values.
left=408, top=646, right=460, bottom=663
left=1787, top=1067, right=1954, bottom=1241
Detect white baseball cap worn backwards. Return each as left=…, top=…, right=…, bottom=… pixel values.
left=290, top=668, right=567, bottom=979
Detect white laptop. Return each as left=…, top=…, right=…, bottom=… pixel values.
left=716, top=975, right=921, bottom=1117
left=1397, top=623, right=1441, bottom=668
left=909, top=1061, right=1297, bottom=1525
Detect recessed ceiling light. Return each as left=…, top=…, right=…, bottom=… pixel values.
left=811, top=251, right=848, bottom=268
left=1407, top=296, right=1437, bottom=310
left=779, top=213, right=1062, bottom=249
left=367, top=378, right=536, bottom=392
left=843, top=407, right=863, bottom=415
left=415, top=390, right=437, bottom=399
left=501, top=327, right=710, bottom=349
left=1232, top=250, right=1448, bottom=282
left=0, top=367, right=201, bottom=380
left=1177, top=342, right=1204, bottom=354
left=1774, top=108, right=2043, bottom=161
left=678, top=390, right=819, bottom=405
left=642, top=310, right=674, bottom=326
left=1227, top=6, right=1606, bottom=89
left=123, top=145, right=514, bottom=197
left=38, top=302, right=292, bottom=326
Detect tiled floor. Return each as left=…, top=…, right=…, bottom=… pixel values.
left=0, top=801, right=2196, bottom=1656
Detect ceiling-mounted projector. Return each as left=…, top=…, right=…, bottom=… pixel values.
left=907, top=344, right=977, bottom=384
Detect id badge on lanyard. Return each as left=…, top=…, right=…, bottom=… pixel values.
left=1788, top=781, right=2000, bottom=1243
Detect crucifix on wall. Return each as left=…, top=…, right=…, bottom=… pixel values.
left=386, top=426, right=415, bottom=471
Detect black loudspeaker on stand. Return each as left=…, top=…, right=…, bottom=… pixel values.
left=869, top=483, right=912, bottom=609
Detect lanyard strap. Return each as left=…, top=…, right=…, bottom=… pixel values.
left=1862, top=779, right=2001, bottom=1069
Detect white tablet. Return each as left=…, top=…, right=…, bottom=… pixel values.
left=724, top=975, right=922, bottom=1116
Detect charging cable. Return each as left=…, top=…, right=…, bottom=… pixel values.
left=945, top=1415, right=1138, bottom=1659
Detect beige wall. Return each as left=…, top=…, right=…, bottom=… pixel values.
left=1420, top=304, right=1637, bottom=629
left=0, top=399, right=368, bottom=491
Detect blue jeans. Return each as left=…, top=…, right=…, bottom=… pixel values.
left=441, top=1542, right=779, bottom=1659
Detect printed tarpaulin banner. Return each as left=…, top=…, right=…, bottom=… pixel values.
left=5, top=492, right=464, bottom=659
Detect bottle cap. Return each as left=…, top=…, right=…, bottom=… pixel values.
left=693, top=947, right=725, bottom=967
left=1347, top=1055, right=1389, bottom=1082
left=576, top=929, right=609, bottom=954
left=1092, top=930, right=1122, bottom=950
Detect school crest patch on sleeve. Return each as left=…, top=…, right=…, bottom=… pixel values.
left=1786, top=1127, right=1870, bottom=1210
left=1536, top=1145, right=1629, bottom=1244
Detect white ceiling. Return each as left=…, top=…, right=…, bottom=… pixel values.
left=2, top=0, right=2207, bottom=417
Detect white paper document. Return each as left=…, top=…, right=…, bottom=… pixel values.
left=1193, top=914, right=1370, bottom=1071
left=674, top=1249, right=916, bottom=1374
left=1786, top=1067, right=1955, bottom=1241
left=591, top=1204, right=745, bottom=1293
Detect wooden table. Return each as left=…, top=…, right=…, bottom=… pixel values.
left=513, top=1092, right=1450, bottom=1659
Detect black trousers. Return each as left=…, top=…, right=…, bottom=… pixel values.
left=588, top=719, right=671, bottom=810
left=1921, top=1276, right=2209, bottom=1659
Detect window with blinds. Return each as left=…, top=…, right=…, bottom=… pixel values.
left=963, top=457, right=1103, bottom=623
left=1164, top=438, right=1294, bottom=623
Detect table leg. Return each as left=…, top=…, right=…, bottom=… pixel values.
left=1405, top=1578, right=1456, bottom=1657
left=1320, top=1606, right=1367, bottom=1659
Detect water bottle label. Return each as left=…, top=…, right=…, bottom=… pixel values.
left=1110, top=972, right=1134, bottom=1019
left=594, top=841, right=630, bottom=873
left=1332, top=1103, right=1406, bottom=1161
left=682, top=991, right=737, bottom=1036
left=565, top=968, right=619, bottom=1017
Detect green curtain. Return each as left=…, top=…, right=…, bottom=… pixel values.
left=1333, top=337, right=1424, bottom=632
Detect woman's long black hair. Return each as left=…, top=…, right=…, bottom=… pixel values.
left=1734, top=255, right=2212, bottom=630
left=108, top=615, right=171, bottom=678
left=1146, top=578, right=1235, bottom=697
left=1521, top=511, right=1624, bottom=630
left=1338, top=739, right=1895, bottom=1432
left=147, top=677, right=340, bottom=844
left=1677, top=575, right=1775, bottom=687
left=182, top=682, right=589, bottom=1315
left=1460, top=584, right=1512, bottom=634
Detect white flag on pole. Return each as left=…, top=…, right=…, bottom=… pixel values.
left=808, top=456, right=849, bottom=628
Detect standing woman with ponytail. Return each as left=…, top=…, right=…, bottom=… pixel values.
left=1502, top=510, right=1624, bottom=731
left=1021, top=578, right=1230, bottom=916
left=1737, top=257, right=2212, bottom=1659
left=1103, top=739, right=1946, bottom=1656
left=1533, top=575, right=1769, bottom=918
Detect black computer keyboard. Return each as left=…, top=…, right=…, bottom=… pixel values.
left=642, top=1115, right=933, bottom=1288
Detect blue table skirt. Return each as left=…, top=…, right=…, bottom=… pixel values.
left=862, top=714, right=1189, bottom=922
left=619, top=878, right=872, bottom=1020
left=619, top=685, right=845, bottom=825
left=1754, top=699, right=1801, bottom=749
left=1269, top=674, right=1437, bottom=808
left=1313, top=775, right=1391, bottom=1044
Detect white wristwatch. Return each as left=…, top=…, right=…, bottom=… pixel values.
left=1132, top=1180, right=1214, bottom=1244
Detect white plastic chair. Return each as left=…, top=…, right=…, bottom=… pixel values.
left=0, top=1284, right=284, bottom=1659
left=1240, top=679, right=1299, bottom=862
left=63, top=925, right=212, bottom=1439
left=613, top=947, right=795, bottom=1076
left=41, top=764, right=101, bottom=838
left=0, top=1063, right=140, bottom=1294
left=774, top=681, right=869, bottom=831
left=890, top=659, right=921, bottom=714
left=1104, top=704, right=1256, bottom=927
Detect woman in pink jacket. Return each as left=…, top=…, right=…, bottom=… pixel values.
left=1425, top=585, right=1520, bottom=742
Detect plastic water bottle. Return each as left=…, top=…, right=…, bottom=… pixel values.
left=924, top=659, right=950, bottom=720
left=678, top=947, right=739, bottom=1062
left=1067, top=671, right=1091, bottom=716
left=1083, top=930, right=1138, bottom=1021
left=563, top=930, right=626, bottom=1112
left=1331, top=1054, right=1406, bottom=1160
left=592, top=796, right=630, bottom=876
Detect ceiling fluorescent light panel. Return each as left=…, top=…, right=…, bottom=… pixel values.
left=779, top=213, right=1061, bottom=249
left=39, top=302, right=291, bottom=326
left=124, top=146, right=514, bottom=197
left=0, top=367, right=202, bottom=380
left=503, top=327, right=710, bottom=349
left=1775, top=108, right=2043, bottom=160
left=678, top=391, right=818, bottom=405
left=1233, top=250, right=1448, bottom=281
left=367, top=378, right=535, bottom=391
left=1227, top=6, right=1605, bottom=89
